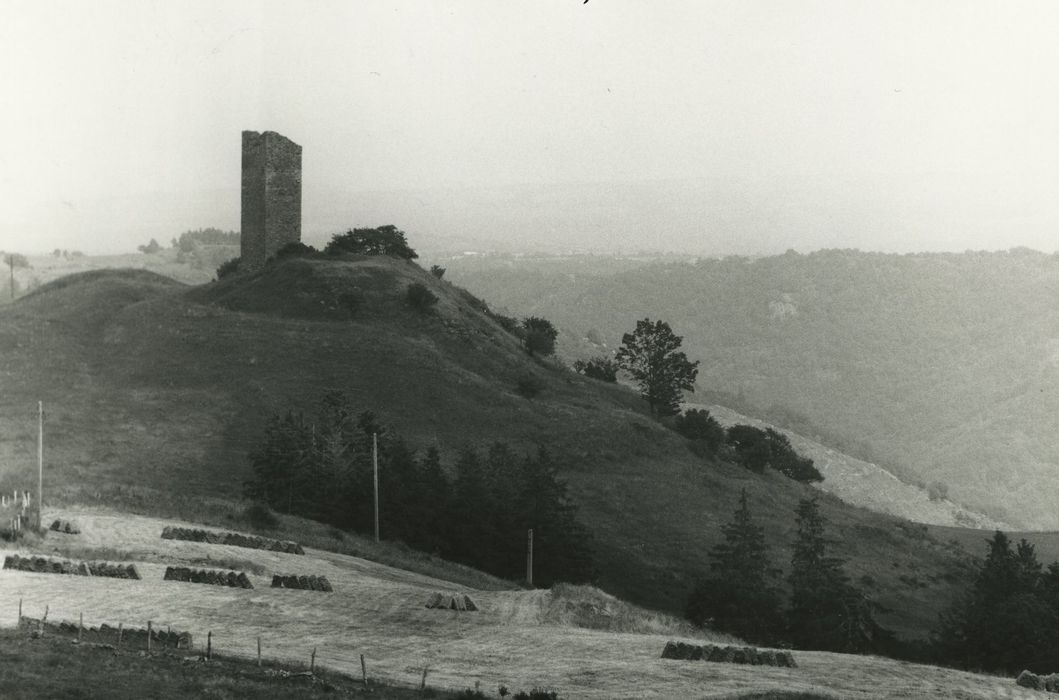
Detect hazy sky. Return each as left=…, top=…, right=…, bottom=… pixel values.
left=3, top=1, right=1059, bottom=254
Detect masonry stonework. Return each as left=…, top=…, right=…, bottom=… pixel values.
left=241, top=130, right=302, bottom=270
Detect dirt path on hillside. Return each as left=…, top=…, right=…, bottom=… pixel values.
left=0, top=509, right=1037, bottom=699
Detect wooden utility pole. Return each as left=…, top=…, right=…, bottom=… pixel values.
left=37, top=401, right=43, bottom=530
left=373, top=432, right=379, bottom=543
left=526, top=528, right=534, bottom=588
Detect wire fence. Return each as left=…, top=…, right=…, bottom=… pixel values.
left=9, top=599, right=438, bottom=692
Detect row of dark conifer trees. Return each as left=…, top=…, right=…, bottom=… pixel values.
left=689, top=491, right=1059, bottom=674
left=685, top=491, right=890, bottom=653
left=244, top=391, right=594, bottom=587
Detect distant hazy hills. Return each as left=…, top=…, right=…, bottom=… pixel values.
left=446, top=248, right=1059, bottom=530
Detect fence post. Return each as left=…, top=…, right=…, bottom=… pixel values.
left=78, top=612, right=83, bottom=643
left=17, top=598, right=21, bottom=624
left=311, top=647, right=316, bottom=674
left=207, top=630, right=212, bottom=660
left=257, top=636, right=261, bottom=667
left=360, top=654, right=367, bottom=685
left=167, top=625, right=171, bottom=648
left=117, top=623, right=123, bottom=648
left=420, top=666, right=430, bottom=690
left=147, top=621, right=152, bottom=653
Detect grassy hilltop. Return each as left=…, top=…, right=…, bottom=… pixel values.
left=0, top=254, right=988, bottom=641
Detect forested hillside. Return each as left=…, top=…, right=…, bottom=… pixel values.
left=445, top=248, right=1059, bottom=529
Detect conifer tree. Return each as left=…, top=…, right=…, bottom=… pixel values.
left=686, top=489, right=782, bottom=643
left=935, top=531, right=1059, bottom=673
left=787, top=497, right=882, bottom=652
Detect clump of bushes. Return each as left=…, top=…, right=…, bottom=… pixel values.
left=268, top=241, right=318, bottom=263
left=430, top=265, right=446, bottom=278
left=725, top=424, right=823, bottom=482
left=406, top=282, right=439, bottom=311
left=573, top=356, right=618, bottom=382
left=216, top=257, right=240, bottom=279
left=522, top=317, right=558, bottom=357
left=325, top=225, right=418, bottom=259
left=673, top=408, right=725, bottom=457
left=492, top=313, right=522, bottom=336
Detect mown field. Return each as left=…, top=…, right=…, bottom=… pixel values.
left=0, top=508, right=1041, bottom=699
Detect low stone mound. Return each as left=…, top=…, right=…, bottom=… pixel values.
left=163, top=566, right=253, bottom=589
left=270, top=573, right=333, bottom=592
left=4, top=554, right=139, bottom=579
left=160, top=526, right=303, bottom=554
left=49, top=519, right=81, bottom=535
left=18, top=616, right=191, bottom=649
left=661, top=641, right=796, bottom=667
left=425, top=592, right=478, bottom=611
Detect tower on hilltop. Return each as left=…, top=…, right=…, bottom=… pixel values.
left=240, top=130, right=302, bottom=270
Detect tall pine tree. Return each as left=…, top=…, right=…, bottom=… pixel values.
left=685, top=489, right=782, bottom=643
left=787, top=497, right=883, bottom=652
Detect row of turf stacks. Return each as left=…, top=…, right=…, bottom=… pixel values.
left=4, top=555, right=139, bottom=579
left=660, top=641, right=797, bottom=667
left=270, top=573, right=333, bottom=592
left=1016, top=670, right=1059, bottom=693
left=160, top=526, right=304, bottom=554
left=17, top=616, right=192, bottom=649
left=163, top=566, right=253, bottom=589
left=425, top=592, right=479, bottom=611
left=49, top=519, right=81, bottom=534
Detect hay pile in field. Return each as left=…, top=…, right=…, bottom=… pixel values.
left=18, top=616, right=192, bottom=649
left=660, top=641, right=796, bottom=667
left=160, top=526, right=304, bottom=554
left=49, top=519, right=81, bottom=535
left=163, top=566, right=253, bottom=589
left=270, top=573, right=333, bottom=592
left=425, top=592, right=478, bottom=611
left=4, top=554, right=139, bottom=579
left=1016, top=669, right=1059, bottom=692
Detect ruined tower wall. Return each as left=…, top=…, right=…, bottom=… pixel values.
left=241, top=131, right=302, bottom=270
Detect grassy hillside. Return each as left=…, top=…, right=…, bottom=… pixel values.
left=0, top=255, right=990, bottom=641
left=444, top=248, right=1059, bottom=530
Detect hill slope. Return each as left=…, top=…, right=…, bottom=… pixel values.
left=0, top=507, right=1041, bottom=700
left=686, top=402, right=1007, bottom=530
left=0, top=257, right=986, bottom=640
left=444, top=248, right=1059, bottom=530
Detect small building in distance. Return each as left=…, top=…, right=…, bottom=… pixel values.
left=240, top=130, right=302, bottom=271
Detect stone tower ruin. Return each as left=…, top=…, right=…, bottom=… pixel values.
left=240, top=130, right=302, bottom=270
